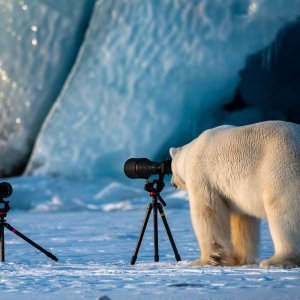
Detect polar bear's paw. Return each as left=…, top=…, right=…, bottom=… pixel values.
left=205, top=242, right=238, bottom=266
left=189, top=259, right=207, bottom=266
left=260, top=256, right=300, bottom=269
left=208, top=252, right=226, bottom=266
left=189, top=245, right=238, bottom=267
left=189, top=253, right=238, bottom=267
left=208, top=250, right=238, bottom=266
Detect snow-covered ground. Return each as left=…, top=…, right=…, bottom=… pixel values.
left=1, top=178, right=300, bottom=299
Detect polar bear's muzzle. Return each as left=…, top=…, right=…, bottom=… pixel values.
left=171, top=181, right=178, bottom=189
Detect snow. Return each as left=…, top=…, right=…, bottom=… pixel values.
left=0, top=177, right=300, bottom=299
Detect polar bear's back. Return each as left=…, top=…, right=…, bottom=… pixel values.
left=198, top=121, right=300, bottom=169
left=187, top=121, right=300, bottom=217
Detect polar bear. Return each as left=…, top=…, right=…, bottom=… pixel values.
left=170, top=120, right=300, bottom=268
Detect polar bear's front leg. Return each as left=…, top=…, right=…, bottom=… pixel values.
left=188, top=189, right=237, bottom=266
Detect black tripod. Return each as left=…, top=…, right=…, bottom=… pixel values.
left=0, top=182, right=58, bottom=262
left=130, top=175, right=181, bottom=265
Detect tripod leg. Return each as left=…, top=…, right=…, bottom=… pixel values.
left=157, top=204, right=181, bottom=262
left=4, top=223, right=58, bottom=262
left=153, top=203, right=159, bottom=262
left=0, top=217, right=4, bottom=262
left=131, top=203, right=153, bottom=265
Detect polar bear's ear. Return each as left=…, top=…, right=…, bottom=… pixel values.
left=169, top=147, right=179, bottom=158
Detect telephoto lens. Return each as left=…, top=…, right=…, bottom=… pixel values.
left=124, top=158, right=172, bottom=179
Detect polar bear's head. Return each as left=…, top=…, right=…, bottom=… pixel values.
left=169, top=147, right=187, bottom=191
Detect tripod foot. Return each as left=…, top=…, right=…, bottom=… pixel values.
left=44, top=251, right=58, bottom=262
left=130, top=255, right=137, bottom=265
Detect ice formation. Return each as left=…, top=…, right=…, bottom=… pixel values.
left=25, top=0, right=300, bottom=179
left=0, top=0, right=95, bottom=176
left=0, top=0, right=298, bottom=180
left=233, top=19, right=300, bottom=123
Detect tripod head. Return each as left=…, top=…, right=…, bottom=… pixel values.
left=144, top=174, right=167, bottom=206
left=0, top=182, right=12, bottom=217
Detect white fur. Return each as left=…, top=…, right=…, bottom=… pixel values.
left=170, top=121, right=300, bottom=268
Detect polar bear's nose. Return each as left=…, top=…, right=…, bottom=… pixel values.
left=170, top=176, right=177, bottom=188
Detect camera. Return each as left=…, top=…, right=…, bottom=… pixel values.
left=0, top=183, right=12, bottom=216
left=124, top=157, right=181, bottom=264
left=0, top=182, right=12, bottom=199
left=124, top=158, right=172, bottom=179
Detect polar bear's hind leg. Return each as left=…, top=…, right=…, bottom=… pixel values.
left=260, top=191, right=300, bottom=268
left=230, top=213, right=259, bottom=265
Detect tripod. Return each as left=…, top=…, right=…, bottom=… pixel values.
left=130, top=175, right=181, bottom=265
left=0, top=182, right=58, bottom=262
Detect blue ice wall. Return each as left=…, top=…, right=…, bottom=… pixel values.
left=0, top=0, right=95, bottom=176
left=25, top=0, right=300, bottom=180
left=233, top=19, right=300, bottom=123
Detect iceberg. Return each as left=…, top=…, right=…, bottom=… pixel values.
left=25, top=0, right=300, bottom=179
left=229, top=18, right=300, bottom=123
left=0, top=0, right=95, bottom=176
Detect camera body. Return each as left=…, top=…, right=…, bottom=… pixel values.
left=0, top=182, right=12, bottom=199
left=124, top=158, right=172, bottom=179
left=0, top=182, right=12, bottom=216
